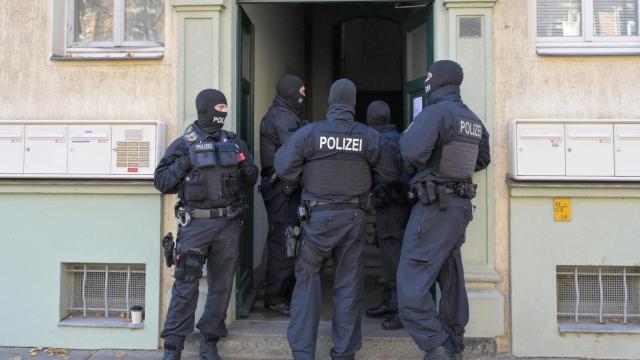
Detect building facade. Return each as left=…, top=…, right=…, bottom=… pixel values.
left=0, top=0, right=639, bottom=358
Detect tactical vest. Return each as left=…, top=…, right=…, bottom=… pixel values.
left=433, top=102, right=483, bottom=180
left=302, top=121, right=371, bottom=197
left=180, top=131, right=242, bottom=208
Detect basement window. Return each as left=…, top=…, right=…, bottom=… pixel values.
left=557, top=265, right=640, bottom=333
left=537, top=0, right=640, bottom=55
left=52, top=0, right=165, bottom=60
left=60, top=263, right=146, bottom=329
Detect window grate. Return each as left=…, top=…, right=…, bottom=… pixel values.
left=66, top=263, right=145, bottom=317
left=557, top=266, right=640, bottom=324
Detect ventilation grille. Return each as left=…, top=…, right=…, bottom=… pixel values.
left=460, top=17, right=482, bottom=38
left=67, top=263, right=145, bottom=317
left=557, top=266, right=640, bottom=324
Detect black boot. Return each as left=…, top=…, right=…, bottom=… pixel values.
left=381, top=314, right=404, bottom=330
left=423, top=346, right=451, bottom=360
left=162, top=344, right=181, bottom=360
left=366, top=301, right=396, bottom=318
left=199, top=337, right=221, bottom=360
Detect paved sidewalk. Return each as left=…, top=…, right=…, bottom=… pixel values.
left=0, top=347, right=591, bottom=360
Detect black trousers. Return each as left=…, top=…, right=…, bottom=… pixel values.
left=263, top=190, right=300, bottom=305
left=397, top=197, right=472, bottom=353
left=160, top=216, right=242, bottom=349
left=287, top=208, right=367, bottom=360
left=374, top=203, right=410, bottom=309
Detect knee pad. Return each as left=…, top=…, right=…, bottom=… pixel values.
left=174, top=248, right=205, bottom=282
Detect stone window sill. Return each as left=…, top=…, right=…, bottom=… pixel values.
left=51, top=48, right=164, bottom=61
left=559, top=321, right=640, bottom=334
left=59, top=316, right=144, bottom=329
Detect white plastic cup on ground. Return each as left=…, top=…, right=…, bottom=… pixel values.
left=130, top=306, right=144, bottom=324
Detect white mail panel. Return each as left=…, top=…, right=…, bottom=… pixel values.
left=111, top=124, right=157, bottom=175
left=566, top=124, right=614, bottom=176
left=24, top=125, right=68, bottom=174
left=0, top=125, right=25, bottom=174
left=68, top=125, right=112, bottom=174
left=615, top=124, right=640, bottom=176
left=516, top=124, right=565, bottom=176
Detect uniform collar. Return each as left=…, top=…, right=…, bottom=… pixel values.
left=427, top=85, right=462, bottom=105
left=326, top=103, right=355, bottom=122
left=191, top=122, right=225, bottom=141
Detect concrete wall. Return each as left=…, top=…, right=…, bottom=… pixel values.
left=241, top=3, right=306, bottom=275
left=0, top=1, right=175, bottom=123
left=0, top=184, right=161, bottom=349
left=0, top=0, right=174, bottom=349
left=492, top=0, right=640, bottom=352
left=510, top=185, right=640, bottom=359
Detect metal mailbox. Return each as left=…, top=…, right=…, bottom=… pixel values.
left=510, top=119, right=640, bottom=181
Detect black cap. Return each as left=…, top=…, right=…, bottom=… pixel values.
left=328, top=79, right=356, bottom=107
left=366, top=100, right=390, bottom=127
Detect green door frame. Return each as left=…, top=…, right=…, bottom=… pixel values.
left=235, top=6, right=256, bottom=318
left=403, top=4, right=434, bottom=129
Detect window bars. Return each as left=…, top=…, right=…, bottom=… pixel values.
left=557, top=266, right=640, bottom=324
left=67, top=263, right=145, bottom=317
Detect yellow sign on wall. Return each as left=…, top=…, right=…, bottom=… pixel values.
left=553, top=198, right=571, bottom=222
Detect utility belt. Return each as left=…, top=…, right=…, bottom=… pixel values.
left=176, top=204, right=245, bottom=227
left=408, top=181, right=477, bottom=210
left=301, top=192, right=374, bottom=215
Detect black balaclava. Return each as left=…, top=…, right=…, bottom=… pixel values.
left=424, top=60, right=464, bottom=99
left=195, top=89, right=227, bottom=132
left=326, top=79, right=357, bottom=121
left=276, top=74, right=305, bottom=111
left=328, top=79, right=356, bottom=107
left=366, top=100, right=390, bottom=128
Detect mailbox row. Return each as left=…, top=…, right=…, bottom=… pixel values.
left=0, top=121, right=163, bottom=178
left=510, top=120, right=640, bottom=180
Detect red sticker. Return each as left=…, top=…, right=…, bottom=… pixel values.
left=238, top=152, right=246, bottom=161
left=127, top=168, right=138, bottom=173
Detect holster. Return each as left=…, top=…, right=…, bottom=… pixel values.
left=162, top=232, right=175, bottom=267
left=360, top=192, right=375, bottom=213
left=285, top=225, right=301, bottom=259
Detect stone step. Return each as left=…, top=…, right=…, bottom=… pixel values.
left=183, top=319, right=496, bottom=360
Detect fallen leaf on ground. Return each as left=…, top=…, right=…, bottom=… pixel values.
left=95, top=312, right=104, bottom=318
left=115, top=351, right=126, bottom=358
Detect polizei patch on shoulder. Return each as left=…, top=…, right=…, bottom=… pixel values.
left=317, top=133, right=364, bottom=152
left=458, top=119, right=482, bottom=139
left=184, top=131, right=198, bottom=142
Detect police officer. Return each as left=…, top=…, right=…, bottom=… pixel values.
left=364, top=100, right=411, bottom=331
left=259, top=74, right=306, bottom=315
left=397, top=60, right=490, bottom=360
left=274, top=79, right=396, bottom=360
left=155, top=89, right=258, bottom=360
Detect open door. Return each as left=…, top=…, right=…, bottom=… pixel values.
left=235, top=7, right=255, bottom=318
left=403, top=5, right=433, bottom=128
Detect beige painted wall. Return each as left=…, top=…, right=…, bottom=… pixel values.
left=492, top=0, right=640, bottom=351
left=0, top=1, right=175, bottom=123
left=241, top=3, right=306, bottom=270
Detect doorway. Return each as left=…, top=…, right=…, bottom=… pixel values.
left=235, top=1, right=434, bottom=318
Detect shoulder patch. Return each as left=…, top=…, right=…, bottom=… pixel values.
left=183, top=131, right=198, bottom=142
